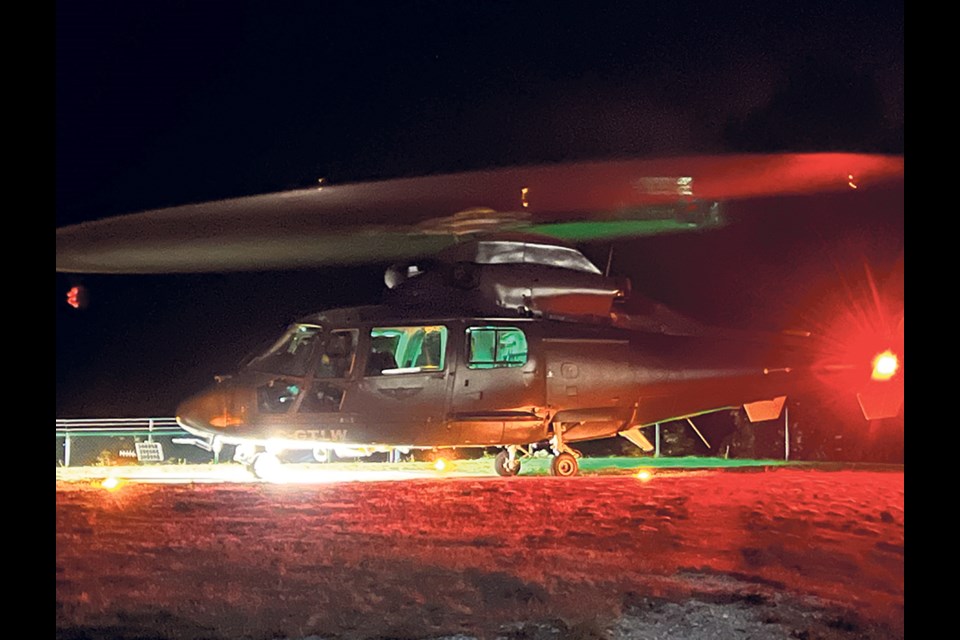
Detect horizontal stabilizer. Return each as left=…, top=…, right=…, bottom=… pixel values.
left=619, top=426, right=655, bottom=452
left=743, top=396, right=786, bottom=422
left=857, top=389, right=903, bottom=420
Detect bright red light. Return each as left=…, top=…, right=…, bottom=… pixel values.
left=66, top=286, right=80, bottom=309
left=871, top=351, right=899, bottom=381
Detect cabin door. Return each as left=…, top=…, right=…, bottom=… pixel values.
left=449, top=324, right=546, bottom=445
left=353, top=324, right=458, bottom=446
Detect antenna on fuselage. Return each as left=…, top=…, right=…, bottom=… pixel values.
left=604, top=245, right=615, bottom=278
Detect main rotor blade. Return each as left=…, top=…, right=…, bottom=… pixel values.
left=56, top=153, right=903, bottom=273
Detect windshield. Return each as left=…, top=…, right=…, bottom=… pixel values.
left=247, top=324, right=322, bottom=377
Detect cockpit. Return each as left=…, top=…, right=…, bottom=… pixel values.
left=244, top=324, right=358, bottom=414
left=242, top=322, right=453, bottom=414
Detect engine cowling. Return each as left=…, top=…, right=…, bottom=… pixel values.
left=383, top=236, right=629, bottom=319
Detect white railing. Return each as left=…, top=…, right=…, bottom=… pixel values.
left=56, top=417, right=189, bottom=467
left=56, top=417, right=181, bottom=432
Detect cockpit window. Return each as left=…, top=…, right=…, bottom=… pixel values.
left=467, top=327, right=528, bottom=368
left=247, top=324, right=322, bottom=377
left=314, top=330, right=358, bottom=379
left=367, top=326, right=447, bottom=375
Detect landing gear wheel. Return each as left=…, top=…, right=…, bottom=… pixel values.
left=494, top=450, right=521, bottom=477
left=250, top=452, right=281, bottom=480
left=551, top=452, right=579, bottom=477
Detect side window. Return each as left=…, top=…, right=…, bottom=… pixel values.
left=299, top=382, right=346, bottom=413
left=257, top=379, right=303, bottom=413
left=467, top=327, right=528, bottom=368
left=367, top=326, right=448, bottom=375
left=300, top=330, right=358, bottom=413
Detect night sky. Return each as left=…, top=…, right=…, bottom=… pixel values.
left=56, top=1, right=903, bottom=417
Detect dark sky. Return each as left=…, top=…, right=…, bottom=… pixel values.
left=56, top=1, right=903, bottom=417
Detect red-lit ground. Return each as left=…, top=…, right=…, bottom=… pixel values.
left=56, top=469, right=903, bottom=639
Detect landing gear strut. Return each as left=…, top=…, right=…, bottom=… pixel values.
left=492, top=425, right=583, bottom=477
left=549, top=424, right=581, bottom=477
left=551, top=452, right=579, bottom=477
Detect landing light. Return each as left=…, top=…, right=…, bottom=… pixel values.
left=871, top=350, right=899, bottom=381
left=101, top=477, right=122, bottom=491
left=434, top=458, right=448, bottom=472
left=635, top=470, right=653, bottom=482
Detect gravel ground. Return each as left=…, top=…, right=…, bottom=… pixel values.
left=56, top=468, right=903, bottom=639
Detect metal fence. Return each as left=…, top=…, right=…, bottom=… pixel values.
left=55, top=418, right=215, bottom=467
left=57, top=412, right=800, bottom=468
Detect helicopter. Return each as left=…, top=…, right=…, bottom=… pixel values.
left=56, top=153, right=904, bottom=477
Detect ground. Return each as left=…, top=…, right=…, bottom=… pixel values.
left=56, top=464, right=903, bottom=639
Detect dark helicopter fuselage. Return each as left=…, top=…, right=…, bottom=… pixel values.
left=174, top=236, right=899, bottom=477
left=176, top=303, right=810, bottom=453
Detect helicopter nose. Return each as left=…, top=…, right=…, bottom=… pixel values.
left=176, top=384, right=252, bottom=435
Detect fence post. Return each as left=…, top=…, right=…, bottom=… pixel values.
left=64, top=432, right=71, bottom=468
left=148, top=418, right=154, bottom=443
left=654, top=423, right=660, bottom=458
left=784, top=405, right=790, bottom=461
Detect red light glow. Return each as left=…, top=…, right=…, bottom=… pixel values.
left=210, top=413, right=244, bottom=428
left=66, top=286, right=81, bottom=309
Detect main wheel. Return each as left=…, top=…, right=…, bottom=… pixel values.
left=550, top=452, right=579, bottom=477
left=494, top=450, right=521, bottom=476
left=250, top=451, right=282, bottom=480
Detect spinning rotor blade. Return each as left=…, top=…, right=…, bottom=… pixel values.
left=56, top=153, right=903, bottom=274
